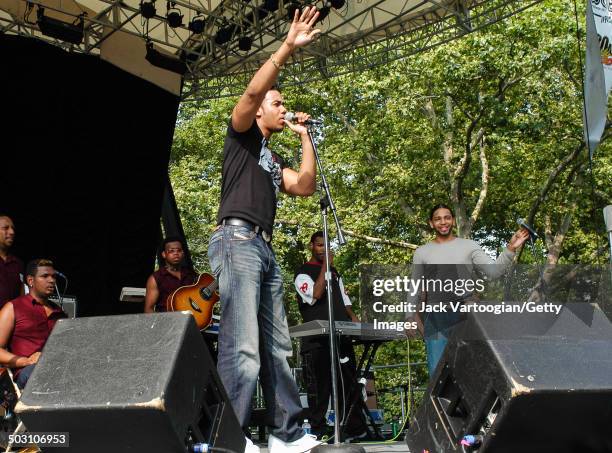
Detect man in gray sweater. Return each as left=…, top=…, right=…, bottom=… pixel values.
left=410, top=204, right=529, bottom=375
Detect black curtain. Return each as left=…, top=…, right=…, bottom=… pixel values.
left=1, top=35, right=180, bottom=316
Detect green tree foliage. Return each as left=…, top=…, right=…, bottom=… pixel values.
left=170, top=0, right=612, bottom=423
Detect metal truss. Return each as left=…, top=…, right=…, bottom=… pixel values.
left=183, top=0, right=544, bottom=100
left=0, top=0, right=541, bottom=100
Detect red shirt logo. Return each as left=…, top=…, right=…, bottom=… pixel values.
left=300, top=282, right=309, bottom=293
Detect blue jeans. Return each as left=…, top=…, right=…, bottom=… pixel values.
left=424, top=312, right=461, bottom=377
left=208, top=225, right=304, bottom=442
left=15, top=364, right=36, bottom=389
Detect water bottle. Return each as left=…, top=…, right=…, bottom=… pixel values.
left=391, top=416, right=399, bottom=437
left=187, top=441, right=208, bottom=452
left=358, top=377, right=368, bottom=402
left=303, top=419, right=312, bottom=435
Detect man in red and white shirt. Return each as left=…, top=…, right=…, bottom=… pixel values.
left=294, top=231, right=366, bottom=441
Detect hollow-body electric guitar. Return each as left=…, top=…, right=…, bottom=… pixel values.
left=165, top=273, right=219, bottom=330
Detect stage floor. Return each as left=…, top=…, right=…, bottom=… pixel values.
left=257, top=441, right=410, bottom=452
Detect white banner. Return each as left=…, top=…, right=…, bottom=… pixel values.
left=585, top=0, right=608, bottom=158
left=591, top=0, right=612, bottom=94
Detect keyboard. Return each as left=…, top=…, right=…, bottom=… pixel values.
left=289, top=320, right=406, bottom=341
left=120, top=287, right=146, bottom=302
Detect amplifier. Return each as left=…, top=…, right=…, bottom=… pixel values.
left=16, top=313, right=244, bottom=452
left=406, top=303, right=612, bottom=453
left=49, top=295, right=76, bottom=318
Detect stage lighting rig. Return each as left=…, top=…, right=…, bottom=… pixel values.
left=215, top=23, right=236, bottom=45
left=263, top=0, right=279, bottom=12
left=188, top=14, right=205, bottom=34
left=166, top=2, right=183, bottom=28
left=286, top=2, right=300, bottom=20
left=36, top=7, right=84, bottom=44
left=139, top=0, right=156, bottom=19
left=317, top=5, right=330, bottom=22
left=145, top=40, right=187, bottom=74
left=238, top=36, right=253, bottom=51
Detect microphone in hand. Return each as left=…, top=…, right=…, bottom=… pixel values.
left=285, top=111, right=323, bottom=126
left=517, top=218, right=538, bottom=239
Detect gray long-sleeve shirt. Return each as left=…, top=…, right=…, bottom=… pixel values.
left=412, top=238, right=515, bottom=279
left=409, top=238, right=515, bottom=305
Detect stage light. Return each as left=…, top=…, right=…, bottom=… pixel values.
left=286, top=2, right=300, bottom=20
left=145, top=40, right=187, bottom=75
left=140, top=0, right=156, bottom=19
left=330, top=0, right=345, bottom=8
left=166, top=2, right=183, bottom=28
left=36, top=7, right=84, bottom=44
left=317, top=6, right=330, bottom=22
left=238, top=36, right=253, bottom=51
left=215, top=24, right=236, bottom=45
left=188, top=14, right=205, bottom=34
left=263, top=0, right=279, bottom=12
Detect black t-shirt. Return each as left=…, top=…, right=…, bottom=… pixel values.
left=216, top=121, right=286, bottom=234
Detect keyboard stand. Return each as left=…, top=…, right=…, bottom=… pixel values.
left=343, top=339, right=387, bottom=441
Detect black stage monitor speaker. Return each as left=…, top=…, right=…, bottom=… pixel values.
left=15, top=312, right=245, bottom=453
left=406, top=303, right=612, bottom=453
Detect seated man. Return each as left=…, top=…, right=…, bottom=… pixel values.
left=0, top=259, right=66, bottom=388
left=144, top=237, right=197, bottom=313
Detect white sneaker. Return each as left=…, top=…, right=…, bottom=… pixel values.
left=268, top=433, right=322, bottom=453
left=245, top=437, right=260, bottom=453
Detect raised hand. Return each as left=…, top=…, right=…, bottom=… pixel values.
left=508, top=228, right=530, bottom=252
left=285, top=6, right=321, bottom=49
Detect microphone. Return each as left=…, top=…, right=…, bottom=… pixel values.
left=55, top=270, right=68, bottom=279
left=517, top=218, right=539, bottom=239
left=284, top=112, right=323, bottom=126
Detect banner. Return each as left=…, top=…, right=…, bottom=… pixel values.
left=591, top=0, right=612, bottom=93
left=585, top=0, right=608, bottom=159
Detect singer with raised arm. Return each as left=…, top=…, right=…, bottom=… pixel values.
left=207, top=7, right=322, bottom=453
left=407, top=204, right=529, bottom=377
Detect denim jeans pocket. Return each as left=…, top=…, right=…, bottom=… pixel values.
left=209, top=228, right=223, bottom=245
left=231, top=227, right=256, bottom=241
left=208, top=231, right=224, bottom=276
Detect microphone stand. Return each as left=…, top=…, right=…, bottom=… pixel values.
left=604, top=206, right=612, bottom=293
left=54, top=273, right=68, bottom=309
left=307, top=126, right=364, bottom=453
left=526, top=232, right=547, bottom=302
left=515, top=220, right=546, bottom=302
